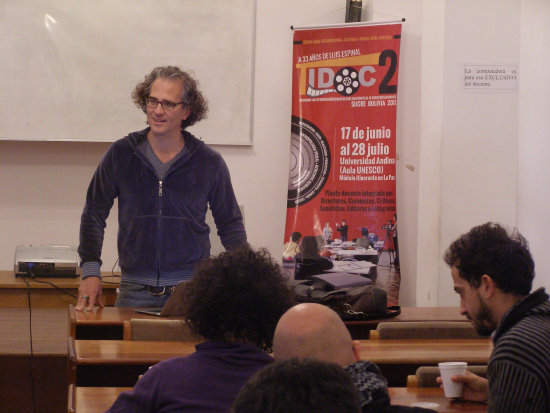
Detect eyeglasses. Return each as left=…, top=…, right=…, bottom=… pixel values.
left=145, top=97, right=184, bottom=111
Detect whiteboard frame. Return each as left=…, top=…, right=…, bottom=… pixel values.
left=0, top=0, right=256, bottom=146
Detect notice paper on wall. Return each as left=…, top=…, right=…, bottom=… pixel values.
left=463, top=64, right=518, bottom=92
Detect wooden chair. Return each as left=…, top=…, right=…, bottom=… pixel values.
left=369, top=321, right=485, bottom=339
left=407, top=365, right=488, bottom=387
left=123, top=318, right=199, bottom=341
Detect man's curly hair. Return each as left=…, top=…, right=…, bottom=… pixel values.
left=132, top=66, right=208, bottom=129
left=444, top=222, right=534, bottom=295
left=183, top=246, right=293, bottom=351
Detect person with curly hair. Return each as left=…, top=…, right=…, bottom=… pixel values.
left=232, top=358, right=362, bottom=413
left=106, top=245, right=293, bottom=413
left=77, top=66, right=246, bottom=310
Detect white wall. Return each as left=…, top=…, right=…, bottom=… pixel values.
left=436, top=0, right=550, bottom=303
left=0, top=0, right=346, bottom=274
left=518, top=0, right=550, bottom=291
left=0, top=0, right=548, bottom=303
left=0, top=141, right=111, bottom=269
left=437, top=0, right=522, bottom=305
left=414, top=0, right=446, bottom=306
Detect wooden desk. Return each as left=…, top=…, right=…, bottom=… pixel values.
left=359, top=339, right=492, bottom=365
left=73, top=339, right=197, bottom=364
left=360, top=338, right=492, bottom=386
left=70, top=338, right=198, bottom=386
left=348, top=306, right=464, bottom=325
left=0, top=270, right=120, bottom=308
left=71, top=338, right=491, bottom=387
left=69, top=305, right=171, bottom=339
left=69, top=305, right=464, bottom=340
left=73, top=336, right=491, bottom=366
left=72, top=387, right=132, bottom=413
left=347, top=306, right=464, bottom=339
left=72, top=387, right=487, bottom=413
left=389, top=388, right=487, bottom=412
left=0, top=308, right=69, bottom=413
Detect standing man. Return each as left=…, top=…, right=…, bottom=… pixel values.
left=322, top=222, right=333, bottom=244
left=441, top=222, right=550, bottom=412
left=336, top=220, right=349, bottom=242
left=77, top=66, right=247, bottom=310
left=391, top=214, right=399, bottom=270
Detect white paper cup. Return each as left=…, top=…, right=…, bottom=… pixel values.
left=438, top=362, right=467, bottom=398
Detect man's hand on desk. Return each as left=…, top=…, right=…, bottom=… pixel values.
left=436, top=371, right=488, bottom=402
left=75, top=276, right=104, bottom=311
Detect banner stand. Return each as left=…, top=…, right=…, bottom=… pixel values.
left=283, top=22, right=403, bottom=285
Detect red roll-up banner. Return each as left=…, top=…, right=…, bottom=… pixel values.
left=284, top=22, right=402, bottom=258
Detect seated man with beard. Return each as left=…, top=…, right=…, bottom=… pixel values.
left=439, top=222, right=550, bottom=412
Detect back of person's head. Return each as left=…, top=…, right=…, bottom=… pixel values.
left=361, top=227, right=369, bottom=237
left=444, top=222, right=535, bottom=295
left=183, top=246, right=293, bottom=351
left=316, top=234, right=326, bottom=249
left=290, top=232, right=302, bottom=242
left=299, top=235, right=321, bottom=259
left=273, top=303, right=358, bottom=367
left=356, top=237, right=370, bottom=248
left=231, top=358, right=361, bottom=413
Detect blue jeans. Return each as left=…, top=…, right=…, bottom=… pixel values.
left=115, top=281, right=172, bottom=308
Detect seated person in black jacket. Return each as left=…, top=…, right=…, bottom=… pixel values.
left=294, top=235, right=333, bottom=280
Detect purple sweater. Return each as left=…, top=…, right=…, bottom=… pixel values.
left=105, top=341, right=273, bottom=413
left=79, top=128, right=247, bottom=284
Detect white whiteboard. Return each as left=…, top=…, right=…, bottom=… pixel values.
left=0, top=0, right=255, bottom=145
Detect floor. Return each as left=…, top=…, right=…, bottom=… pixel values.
left=374, top=250, right=401, bottom=306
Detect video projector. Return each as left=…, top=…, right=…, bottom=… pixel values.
left=14, top=245, right=80, bottom=278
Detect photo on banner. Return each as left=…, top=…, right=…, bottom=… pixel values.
left=284, top=23, right=402, bottom=281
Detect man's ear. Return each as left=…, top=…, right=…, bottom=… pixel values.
left=480, top=274, right=497, bottom=299
left=181, top=106, right=191, bottom=121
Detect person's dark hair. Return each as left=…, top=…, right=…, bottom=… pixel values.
left=299, top=235, right=321, bottom=260
left=231, top=358, right=361, bottom=413
left=132, top=65, right=208, bottom=129
left=444, top=222, right=535, bottom=295
left=183, top=246, right=293, bottom=351
left=290, top=232, right=302, bottom=242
